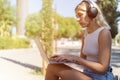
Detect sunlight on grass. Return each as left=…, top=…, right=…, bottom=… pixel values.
left=30, top=69, right=43, bottom=75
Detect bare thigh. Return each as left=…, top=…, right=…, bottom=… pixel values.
left=46, top=64, right=93, bottom=80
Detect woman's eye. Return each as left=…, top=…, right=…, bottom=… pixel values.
left=76, top=14, right=82, bottom=18
left=76, top=15, right=79, bottom=18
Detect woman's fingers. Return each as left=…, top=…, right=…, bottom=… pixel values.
left=50, top=55, right=65, bottom=62
left=50, top=55, right=76, bottom=63
left=51, top=55, right=59, bottom=58
left=50, top=55, right=60, bottom=61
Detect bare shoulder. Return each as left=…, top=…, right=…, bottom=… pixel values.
left=99, top=28, right=111, bottom=39
left=98, top=28, right=112, bottom=53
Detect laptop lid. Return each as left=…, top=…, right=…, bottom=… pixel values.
left=34, top=36, right=50, bottom=64
left=34, top=36, right=66, bottom=64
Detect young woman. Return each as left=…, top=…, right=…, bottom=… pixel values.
left=45, top=0, right=114, bottom=80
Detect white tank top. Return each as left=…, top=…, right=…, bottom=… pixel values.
left=82, top=27, right=104, bottom=62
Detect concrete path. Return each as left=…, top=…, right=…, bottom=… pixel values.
left=0, top=48, right=44, bottom=80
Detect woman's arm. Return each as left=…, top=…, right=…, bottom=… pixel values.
left=51, top=29, right=111, bottom=74
left=76, top=29, right=111, bottom=74
left=80, top=36, right=86, bottom=59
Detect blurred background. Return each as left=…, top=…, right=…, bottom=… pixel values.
left=0, top=0, right=120, bottom=52
left=0, top=0, right=120, bottom=80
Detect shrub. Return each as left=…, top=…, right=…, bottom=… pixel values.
left=0, top=37, right=30, bottom=49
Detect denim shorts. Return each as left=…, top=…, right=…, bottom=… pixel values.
left=83, top=67, right=114, bottom=80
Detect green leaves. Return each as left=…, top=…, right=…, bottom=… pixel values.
left=57, top=16, right=81, bottom=39
left=40, top=0, right=54, bottom=54
left=0, top=37, right=30, bottom=49
left=0, top=0, right=15, bottom=37
left=25, top=13, right=41, bottom=38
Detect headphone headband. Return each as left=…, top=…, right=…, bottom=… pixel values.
left=82, top=0, right=94, bottom=7
left=82, top=0, right=98, bottom=19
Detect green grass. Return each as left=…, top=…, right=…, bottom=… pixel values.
left=30, top=69, right=43, bottom=75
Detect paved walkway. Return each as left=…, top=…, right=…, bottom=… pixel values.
left=0, top=48, right=44, bottom=80
left=111, top=47, right=120, bottom=78
left=0, top=46, right=120, bottom=80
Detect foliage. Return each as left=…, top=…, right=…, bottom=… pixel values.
left=25, top=12, right=81, bottom=40
left=96, top=0, right=120, bottom=38
left=40, top=0, right=54, bottom=55
left=0, top=37, right=30, bottom=49
left=0, top=0, right=16, bottom=37
left=57, top=15, right=81, bottom=39
left=31, top=69, right=42, bottom=75
left=25, top=13, right=41, bottom=38
left=115, top=33, right=120, bottom=44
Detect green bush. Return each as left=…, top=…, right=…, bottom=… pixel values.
left=0, top=37, right=30, bottom=49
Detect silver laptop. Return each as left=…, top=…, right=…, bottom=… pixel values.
left=34, top=36, right=64, bottom=64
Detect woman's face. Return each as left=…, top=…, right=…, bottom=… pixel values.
left=75, top=3, right=90, bottom=28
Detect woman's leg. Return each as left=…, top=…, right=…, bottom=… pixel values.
left=45, top=64, right=93, bottom=80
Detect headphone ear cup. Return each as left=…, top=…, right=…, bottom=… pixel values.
left=87, top=7, right=98, bottom=19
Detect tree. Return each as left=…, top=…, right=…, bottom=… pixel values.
left=57, top=15, right=81, bottom=39
left=16, top=0, right=28, bottom=35
left=25, top=12, right=82, bottom=40
left=40, top=0, right=53, bottom=75
left=96, top=0, right=120, bottom=38
left=0, top=0, right=15, bottom=37
left=40, top=0, right=53, bottom=55
left=25, top=13, right=41, bottom=38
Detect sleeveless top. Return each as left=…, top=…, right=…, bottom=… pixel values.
left=82, top=27, right=104, bottom=62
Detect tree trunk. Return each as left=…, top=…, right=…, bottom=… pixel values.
left=42, top=60, right=46, bottom=75
left=16, top=0, right=28, bottom=36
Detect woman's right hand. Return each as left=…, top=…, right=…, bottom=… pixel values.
left=50, top=54, right=79, bottom=63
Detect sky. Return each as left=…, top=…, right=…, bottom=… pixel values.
left=10, top=0, right=120, bottom=17
left=10, top=0, right=82, bottom=17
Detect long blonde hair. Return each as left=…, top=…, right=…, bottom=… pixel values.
left=90, top=0, right=110, bottom=29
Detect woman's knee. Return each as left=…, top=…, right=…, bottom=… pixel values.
left=46, top=64, right=60, bottom=72
left=46, top=64, right=70, bottom=75
left=47, top=64, right=67, bottom=70
left=46, top=64, right=55, bottom=71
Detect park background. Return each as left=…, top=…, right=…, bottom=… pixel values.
left=0, top=0, right=120, bottom=80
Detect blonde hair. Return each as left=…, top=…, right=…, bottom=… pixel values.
left=90, top=0, right=111, bottom=29
left=75, top=0, right=111, bottom=30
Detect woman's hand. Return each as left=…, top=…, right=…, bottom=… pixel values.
left=50, top=54, right=79, bottom=63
